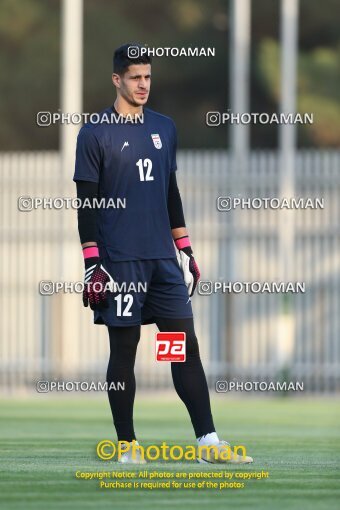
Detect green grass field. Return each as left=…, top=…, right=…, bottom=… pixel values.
left=0, top=395, right=339, bottom=510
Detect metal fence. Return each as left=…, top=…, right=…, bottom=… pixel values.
left=1, top=150, right=339, bottom=393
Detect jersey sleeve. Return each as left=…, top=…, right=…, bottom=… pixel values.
left=169, top=121, right=178, bottom=172
left=73, top=127, right=101, bottom=183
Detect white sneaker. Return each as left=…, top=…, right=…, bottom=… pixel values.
left=197, top=440, right=253, bottom=464
left=118, top=441, right=147, bottom=464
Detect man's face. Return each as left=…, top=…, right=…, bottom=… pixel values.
left=113, top=64, right=151, bottom=106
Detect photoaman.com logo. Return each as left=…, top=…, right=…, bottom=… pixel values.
left=155, top=332, right=186, bottom=362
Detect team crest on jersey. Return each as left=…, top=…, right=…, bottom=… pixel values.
left=151, top=133, right=162, bottom=149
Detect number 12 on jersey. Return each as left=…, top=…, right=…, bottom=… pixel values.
left=136, top=158, right=154, bottom=181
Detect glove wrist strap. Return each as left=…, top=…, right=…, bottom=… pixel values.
left=83, top=246, right=100, bottom=269
left=174, top=236, right=190, bottom=250
left=175, top=235, right=193, bottom=256
left=83, top=246, right=99, bottom=259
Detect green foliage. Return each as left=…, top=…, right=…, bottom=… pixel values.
left=0, top=0, right=339, bottom=149
left=257, top=39, right=340, bottom=146
left=0, top=0, right=60, bottom=150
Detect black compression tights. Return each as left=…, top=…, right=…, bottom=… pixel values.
left=107, top=318, right=215, bottom=442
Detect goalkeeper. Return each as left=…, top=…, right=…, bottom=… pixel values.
left=74, top=43, right=253, bottom=465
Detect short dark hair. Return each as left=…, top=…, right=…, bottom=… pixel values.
left=113, top=43, right=152, bottom=75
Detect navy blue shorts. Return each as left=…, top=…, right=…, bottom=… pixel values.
left=93, top=258, right=193, bottom=327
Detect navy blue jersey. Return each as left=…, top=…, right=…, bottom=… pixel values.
left=73, top=107, right=177, bottom=261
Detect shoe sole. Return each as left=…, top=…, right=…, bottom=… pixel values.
left=197, top=457, right=253, bottom=464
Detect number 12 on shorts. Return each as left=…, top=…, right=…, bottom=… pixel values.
left=114, top=294, right=133, bottom=316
